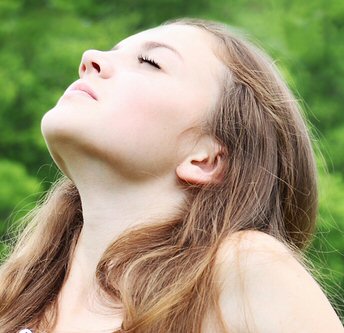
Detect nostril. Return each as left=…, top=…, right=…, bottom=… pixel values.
left=92, top=62, right=101, bottom=73
left=81, top=64, right=86, bottom=72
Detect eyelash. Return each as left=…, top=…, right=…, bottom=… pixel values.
left=138, top=54, right=161, bottom=69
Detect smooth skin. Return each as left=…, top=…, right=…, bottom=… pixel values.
left=41, top=23, right=344, bottom=332
left=214, top=230, right=344, bottom=333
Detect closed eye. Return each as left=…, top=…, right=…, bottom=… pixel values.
left=138, top=54, right=161, bottom=69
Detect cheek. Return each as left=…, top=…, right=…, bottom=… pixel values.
left=108, top=74, right=204, bottom=132
left=99, top=78, right=199, bottom=173
left=105, top=78, right=183, bottom=147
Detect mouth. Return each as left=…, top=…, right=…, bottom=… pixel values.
left=67, top=81, right=98, bottom=100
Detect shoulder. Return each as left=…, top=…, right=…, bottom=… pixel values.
left=216, top=229, right=292, bottom=263
left=215, top=230, right=294, bottom=284
left=214, top=230, right=344, bottom=333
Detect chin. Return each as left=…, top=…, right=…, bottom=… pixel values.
left=41, top=104, right=84, bottom=151
left=41, top=108, right=79, bottom=181
left=41, top=106, right=68, bottom=140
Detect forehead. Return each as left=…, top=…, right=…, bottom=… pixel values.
left=118, top=24, right=214, bottom=53
left=116, top=24, right=225, bottom=82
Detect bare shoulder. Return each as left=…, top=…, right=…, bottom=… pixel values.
left=216, top=229, right=292, bottom=262
left=214, top=230, right=344, bottom=333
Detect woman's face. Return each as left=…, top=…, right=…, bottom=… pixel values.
left=41, top=24, right=225, bottom=181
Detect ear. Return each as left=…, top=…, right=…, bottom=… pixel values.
left=175, top=139, right=226, bottom=185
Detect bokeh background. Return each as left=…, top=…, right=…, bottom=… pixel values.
left=0, top=0, right=343, bottom=322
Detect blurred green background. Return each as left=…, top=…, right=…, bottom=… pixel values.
left=0, top=0, right=343, bottom=321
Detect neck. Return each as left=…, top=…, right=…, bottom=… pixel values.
left=57, top=166, right=186, bottom=318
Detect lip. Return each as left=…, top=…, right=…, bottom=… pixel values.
left=67, top=81, right=98, bottom=100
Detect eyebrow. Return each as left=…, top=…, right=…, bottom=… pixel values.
left=111, top=41, right=183, bottom=61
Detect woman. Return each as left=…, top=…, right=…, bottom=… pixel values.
left=0, top=17, right=343, bottom=333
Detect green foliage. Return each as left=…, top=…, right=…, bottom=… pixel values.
left=305, top=164, right=344, bottom=319
left=0, top=0, right=343, bottom=321
left=0, top=160, right=42, bottom=239
left=323, top=125, right=344, bottom=173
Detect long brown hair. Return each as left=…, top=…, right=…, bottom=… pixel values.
left=0, top=17, right=319, bottom=332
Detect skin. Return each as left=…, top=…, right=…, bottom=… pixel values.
left=214, top=230, right=344, bottom=333
left=41, top=23, right=226, bottom=332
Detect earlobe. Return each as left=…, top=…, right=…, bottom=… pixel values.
left=176, top=151, right=225, bottom=185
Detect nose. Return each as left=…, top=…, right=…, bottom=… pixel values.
left=79, top=49, right=113, bottom=79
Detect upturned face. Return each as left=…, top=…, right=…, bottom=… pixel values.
left=41, top=24, right=225, bottom=181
